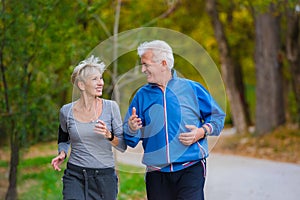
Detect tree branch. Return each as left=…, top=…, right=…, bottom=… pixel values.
left=142, top=0, right=180, bottom=27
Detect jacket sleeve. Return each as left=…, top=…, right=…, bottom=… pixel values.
left=123, top=96, right=143, bottom=148
left=195, top=83, right=226, bottom=136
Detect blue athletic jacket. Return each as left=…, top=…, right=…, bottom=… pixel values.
left=123, top=70, right=225, bottom=172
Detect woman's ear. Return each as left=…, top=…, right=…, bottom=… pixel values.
left=77, top=81, right=85, bottom=91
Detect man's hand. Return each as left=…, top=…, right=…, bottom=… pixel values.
left=128, top=107, right=142, bottom=131
left=179, top=125, right=202, bottom=146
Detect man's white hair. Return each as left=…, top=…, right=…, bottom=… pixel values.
left=137, top=40, right=174, bottom=70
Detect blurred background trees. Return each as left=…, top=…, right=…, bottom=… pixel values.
left=1, top=0, right=299, bottom=199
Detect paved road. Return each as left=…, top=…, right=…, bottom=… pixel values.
left=115, top=129, right=300, bottom=200
left=205, top=153, right=300, bottom=200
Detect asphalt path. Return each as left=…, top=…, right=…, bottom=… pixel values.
left=115, top=129, right=300, bottom=200
left=205, top=153, right=300, bottom=200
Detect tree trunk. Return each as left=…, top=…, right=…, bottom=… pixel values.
left=5, top=122, right=19, bottom=200
left=254, top=4, right=285, bottom=135
left=235, top=62, right=252, bottom=126
left=0, top=4, right=18, bottom=196
left=206, top=0, right=249, bottom=134
left=286, top=3, right=300, bottom=127
left=111, top=0, right=122, bottom=103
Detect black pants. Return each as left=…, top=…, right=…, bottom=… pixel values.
left=62, top=163, right=118, bottom=200
left=146, top=160, right=206, bottom=200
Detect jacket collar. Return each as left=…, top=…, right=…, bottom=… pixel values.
left=171, top=69, right=177, bottom=78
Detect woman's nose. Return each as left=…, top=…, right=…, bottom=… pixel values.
left=98, top=78, right=104, bottom=85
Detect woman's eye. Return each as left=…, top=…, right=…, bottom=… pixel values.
left=92, top=77, right=102, bottom=81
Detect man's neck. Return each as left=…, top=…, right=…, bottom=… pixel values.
left=157, top=72, right=172, bottom=91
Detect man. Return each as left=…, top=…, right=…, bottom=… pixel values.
left=123, top=40, right=225, bottom=200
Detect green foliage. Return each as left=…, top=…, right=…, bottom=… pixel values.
left=0, top=0, right=295, bottom=141
left=245, top=84, right=256, bottom=121
left=0, top=0, right=117, bottom=145
left=0, top=0, right=256, bottom=146
left=0, top=160, right=8, bottom=168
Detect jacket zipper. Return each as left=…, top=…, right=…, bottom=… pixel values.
left=163, top=89, right=170, bottom=164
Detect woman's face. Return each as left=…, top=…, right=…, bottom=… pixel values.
left=82, top=71, right=104, bottom=97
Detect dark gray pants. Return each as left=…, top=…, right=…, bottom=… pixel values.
left=146, top=160, right=206, bottom=200
left=62, top=163, right=118, bottom=200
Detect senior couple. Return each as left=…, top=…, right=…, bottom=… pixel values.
left=51, top=40, right=225, bottom=200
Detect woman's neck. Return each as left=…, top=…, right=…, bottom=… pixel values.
left=78, top=95, right=98, bottom=110
left=73, top=97, right=102, bottom=123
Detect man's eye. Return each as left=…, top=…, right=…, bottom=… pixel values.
left=142, top=63, right=150, bottom=67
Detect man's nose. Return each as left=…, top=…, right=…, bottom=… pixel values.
left=141, top=65, right=146, bottom=73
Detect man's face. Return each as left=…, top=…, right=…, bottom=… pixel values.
left=141, top=50, right=163, bottom=84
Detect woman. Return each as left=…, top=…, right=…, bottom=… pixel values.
left=51, top=55, right=126, bottom=200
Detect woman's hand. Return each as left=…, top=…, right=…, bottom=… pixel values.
left=94, top=120, right=119, bottom=146
left=51, top=151, right=66, bottom=171
left=94, top=120, right=111, bottom=138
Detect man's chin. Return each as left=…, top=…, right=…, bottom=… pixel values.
left=147, top=77, right=154, bottom=83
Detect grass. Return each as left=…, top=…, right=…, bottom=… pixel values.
left=18, top=157, right=64, bottom=200
left=118, top=164, right=146, bottom=200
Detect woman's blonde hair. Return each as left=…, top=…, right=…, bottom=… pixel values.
left=71, top=55, right=106, bottom=85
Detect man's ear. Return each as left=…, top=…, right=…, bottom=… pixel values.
left=77, top=81, right=85, bottom=91
left=161, top=60, right=168, bottom=71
